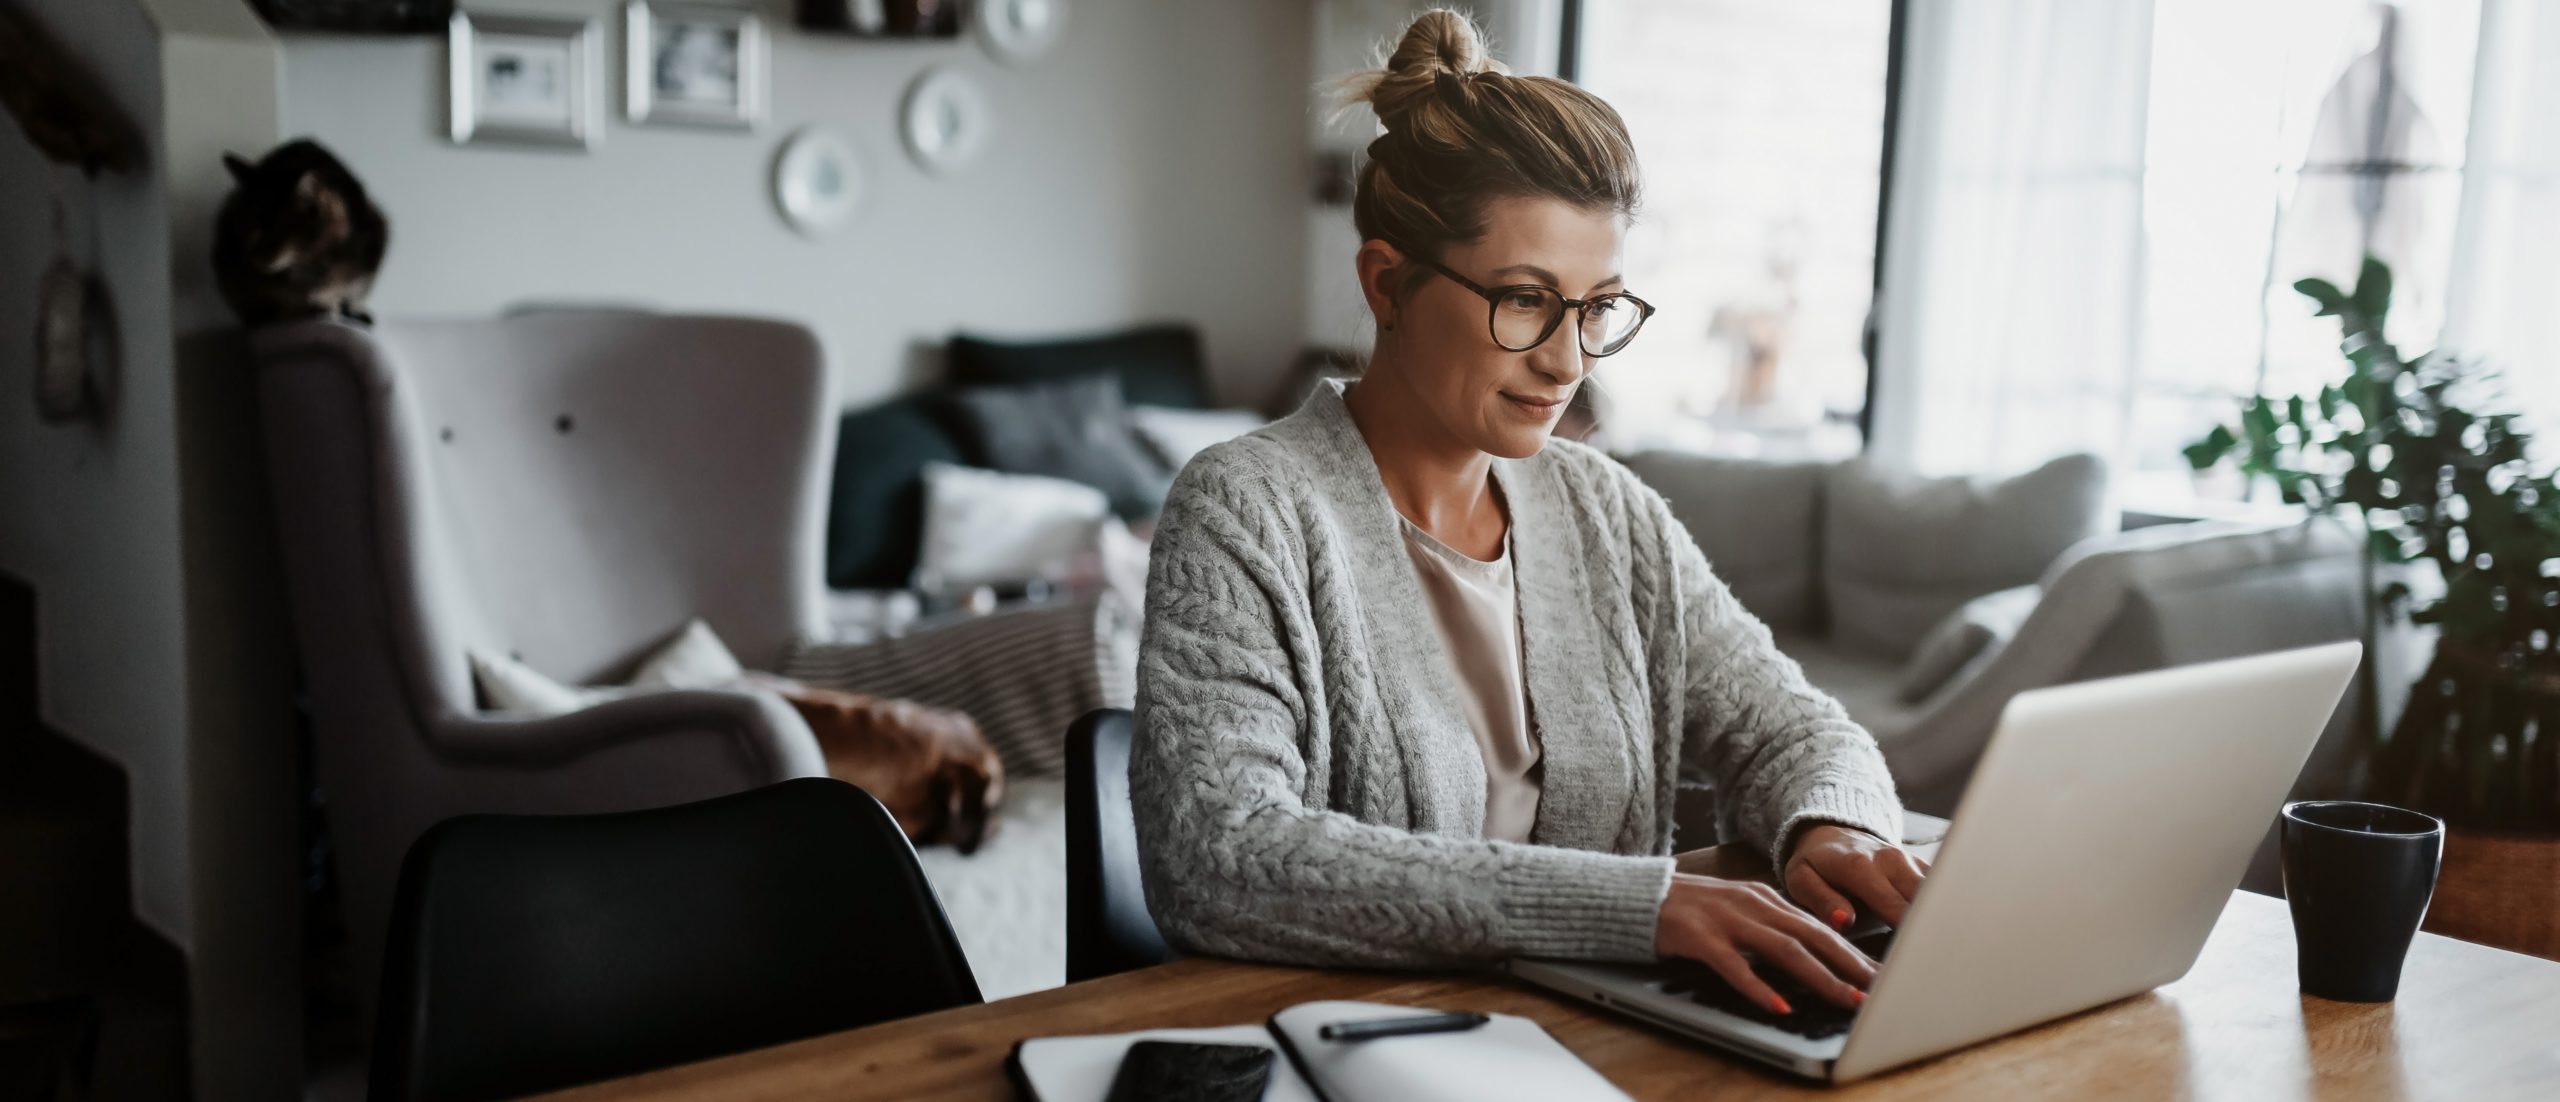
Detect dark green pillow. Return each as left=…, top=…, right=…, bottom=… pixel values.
left=948, top=324, right=1211, bottom=410
left=826, top=394, right=967, bottom=590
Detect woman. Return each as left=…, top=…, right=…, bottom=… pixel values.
left=1129, top=8, right=1926, bottom=1015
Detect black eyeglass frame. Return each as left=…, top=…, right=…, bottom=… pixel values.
left=1392, top=243, right=1658, bottom=358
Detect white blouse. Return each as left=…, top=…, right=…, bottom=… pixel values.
left=1396, top=512, right=1545, bottom=843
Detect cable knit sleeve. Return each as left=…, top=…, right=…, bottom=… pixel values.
left=1129, top=452, right=1674, bottom=969
left=1650, top=491, right=1904, bottom=872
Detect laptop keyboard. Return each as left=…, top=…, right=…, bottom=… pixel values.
left=1654, top=929, right=1896, bottom=1040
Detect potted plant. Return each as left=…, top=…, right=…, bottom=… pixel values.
left=2185, top=257, right=2560, bottom=957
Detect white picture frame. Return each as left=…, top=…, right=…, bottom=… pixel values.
left=626, top=1, right=767, bottom=130
left=449, top=10, right=600, bottom=149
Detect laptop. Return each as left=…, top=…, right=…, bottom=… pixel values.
left=1506, top=641, right=2363, bottom=1083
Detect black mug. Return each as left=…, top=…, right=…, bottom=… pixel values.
left=2279, top=800, right=2444, bottom=1002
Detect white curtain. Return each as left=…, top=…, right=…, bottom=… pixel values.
left=2443, top=0, right=2560, bottom=450
left=1869, top=0, right=2158, bottom=477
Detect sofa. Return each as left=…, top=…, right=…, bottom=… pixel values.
left=1622, top=449, right=2372, bottom=876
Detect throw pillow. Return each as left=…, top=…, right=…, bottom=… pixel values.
left=948, top=324, right=1211, bottom=410
left=1823, top=453, right=2109, bottom=660
left=826, top=393, right=969, bottom=590
left=1895, top=583, right=2044, bottom=703
left=469, top=617, right=738, bottom=715
left=913, top=461, right=1112, bottom=591
left=1126, top=404, right=1268, bottom=472
left=628, top=618, right=744, bottom=690
left=1620, top=451, right=1831, bottom=632
left=469, top=650, right=608, bottom=715
left=943, top=375, right=1173, bottom=519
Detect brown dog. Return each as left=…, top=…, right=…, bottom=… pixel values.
left=763, top=681, right=1004, bottom=854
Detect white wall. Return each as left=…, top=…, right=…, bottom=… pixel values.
left=1302, top=0, right=1561, bottom=351
left=1, top=1, right=301, bottom=1097
left=278, top=0, right=1314, bottom=407
left=0, top=0, right=190, bottom=951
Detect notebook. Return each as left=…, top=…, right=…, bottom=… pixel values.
left=1006, top=999, right=1629, bottom=1102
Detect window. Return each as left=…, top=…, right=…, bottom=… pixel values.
left=2135, top=0, right=2490, bottom=504
left=1573, top=0, right=1895, bottom=460
left=1868, top=0, right=2557, bottom=496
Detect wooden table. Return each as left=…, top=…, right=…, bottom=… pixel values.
left=544, top=826, right=2560, bottom=1100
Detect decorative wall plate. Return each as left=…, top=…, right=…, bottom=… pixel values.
left=772, top=128, right=862, bottom=237
left=33, top=258, right=90, bottom=422
left=32, top=257, right=113, bottom=425
left=899, top=67, right=991, bottom=175
left=973, top=0, right=1064, bottom=64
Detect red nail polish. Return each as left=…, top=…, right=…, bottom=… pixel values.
left=1768, top=996, right=1793, bottom=1015
left=1851, top=990, right=1867, bottom=1005
left=1830, top=908, right=1852, bottom=929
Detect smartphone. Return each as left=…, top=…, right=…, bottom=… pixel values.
left=1100, top=1040, right=1275, bottom=1102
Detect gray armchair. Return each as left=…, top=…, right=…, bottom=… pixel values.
left=253, top=311, right=833, bottom=1006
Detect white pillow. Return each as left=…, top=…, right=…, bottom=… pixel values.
left=470, top=650, right=611, bottom=716
left=1126, top=405, right=1268, bottom=471
left=913, top=462, right=1112, bottom=591
left=628, top=618, right=744, bottom=690
left=470, top=617, right=742, bottom=717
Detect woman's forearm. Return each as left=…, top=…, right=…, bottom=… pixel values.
left=1130, top=692, right=1673, bottom=967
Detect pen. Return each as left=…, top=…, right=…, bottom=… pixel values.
left=1316, top=1011, right=1492, bottom=1042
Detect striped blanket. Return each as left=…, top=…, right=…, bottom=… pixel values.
left=782, top=590, right=1139, bottom=778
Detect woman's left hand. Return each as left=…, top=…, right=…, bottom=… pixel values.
left=1782, top=824, right=1931, bottom=929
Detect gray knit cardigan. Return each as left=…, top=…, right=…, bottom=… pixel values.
left=1129, top=379, right=1902, bottom=968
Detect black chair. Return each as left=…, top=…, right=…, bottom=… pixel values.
left=1065, top=709, right=1171, bottom=982
left=369, top=777, right=981, bottom=1102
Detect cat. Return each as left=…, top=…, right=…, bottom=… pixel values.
left=214, top=138, right=388, bottom=326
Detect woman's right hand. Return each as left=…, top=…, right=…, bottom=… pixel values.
left=1654, top=872, right=1877, bottom=1014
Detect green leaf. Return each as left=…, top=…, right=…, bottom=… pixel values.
left=2296, top=276, right=2348, bottom=316
left=2352, top=256, right=2393, bottom=323
left=2370, top=527, right=2411, bottom=564
left=2182, top=424, right=2237, bottom=471
left=2274, top=469, right=2309, bottom=505
left=2242, top=399, right=2281, bottom=449
left=2343, top=371, right=2377, bottom=420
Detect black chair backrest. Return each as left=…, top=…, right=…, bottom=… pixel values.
left=369, top=777, right=981, bottom=1102
left=1065, top=708, right=1171, bottom=982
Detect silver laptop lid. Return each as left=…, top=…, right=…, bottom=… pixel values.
left=1833, top=641, right=2361, bottom=1082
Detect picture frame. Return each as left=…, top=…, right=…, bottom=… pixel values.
left=626, top=1, right=767, bottom=130
left=449, top=10, right=599, bottom=149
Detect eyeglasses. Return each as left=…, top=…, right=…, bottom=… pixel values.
left=1394, top=245, right=1657, bottom=358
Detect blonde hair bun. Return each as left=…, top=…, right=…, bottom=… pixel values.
left=1332, top=7, right=1642, bottom=272
left=1360, top=7, right=1509, bottom=130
